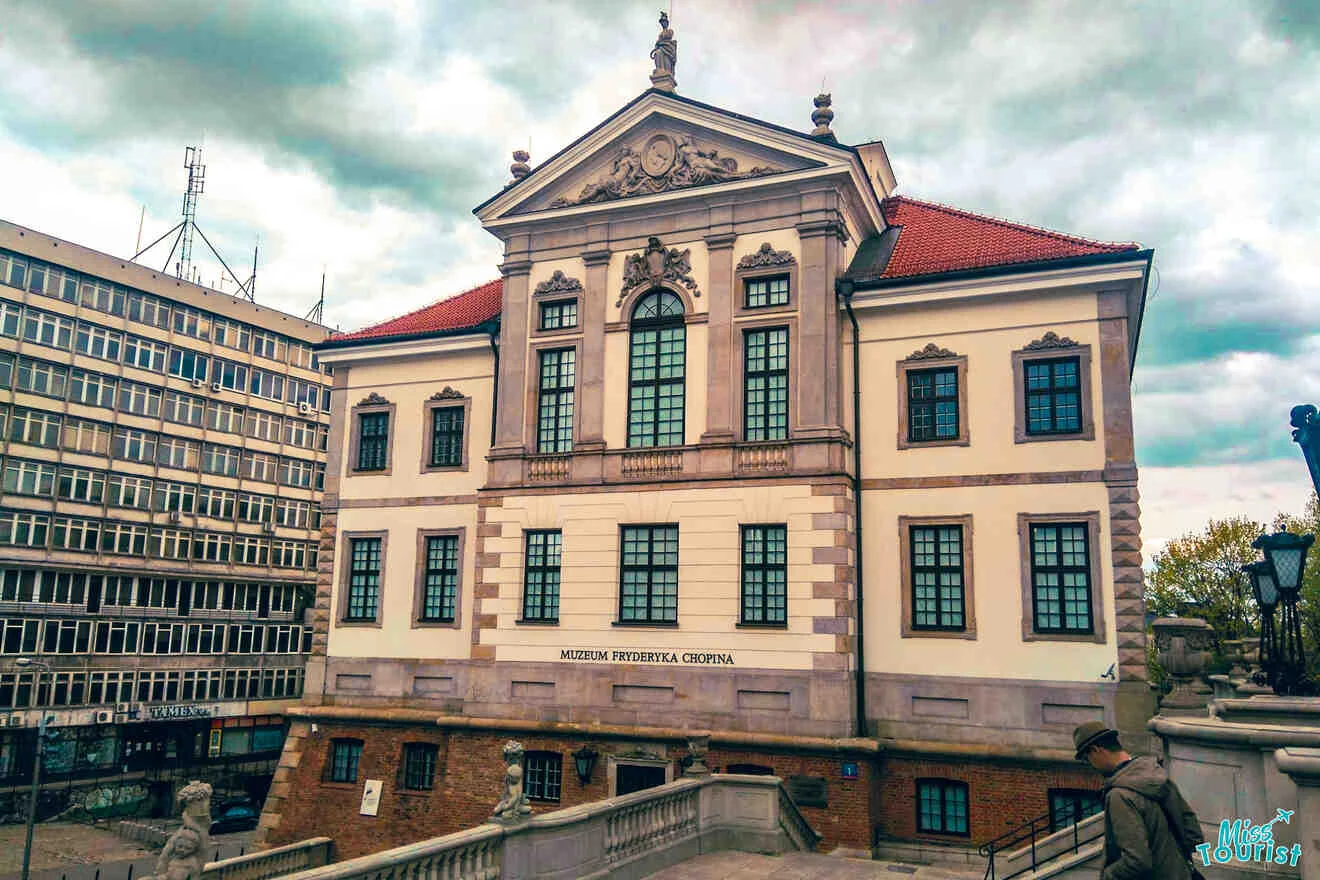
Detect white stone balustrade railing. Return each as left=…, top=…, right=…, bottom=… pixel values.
left=272, top=774, right=817, bottom=880
left=202, top=837, right=334, bottom=880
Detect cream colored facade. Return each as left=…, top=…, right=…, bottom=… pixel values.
left=310, top=88, right=1152, bottom=758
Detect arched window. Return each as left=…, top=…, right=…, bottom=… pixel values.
left=627, top=290, right=686, bottom=448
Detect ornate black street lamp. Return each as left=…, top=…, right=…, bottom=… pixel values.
left=572, top=745, right=599, bottom=786
left=1242, top=561, right=1279, bottom=688
left=1290, top=405, right=1320, bottom=499
left=1252, top=531, right=1315, bottom=696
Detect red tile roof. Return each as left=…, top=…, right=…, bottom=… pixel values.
left=324, top=197, right=1142, bottom=346
left=323, top=278, right=502, bottom=346
left=874, top=195, right=1140, bottom=281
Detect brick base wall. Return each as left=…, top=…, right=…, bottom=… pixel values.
left=877, top=754, right=1102, bottom=847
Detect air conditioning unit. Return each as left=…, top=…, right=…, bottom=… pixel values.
left=191, top=378, right=205, bottom=389
left=94, top=709, right=114, bottom=724
left=116, top=703, right=131, bottom=713
left=297, top=401, right=311, bottom=415
left=0, top=716, right=9, bottom=729
left=169, top=510, right=181, bottom=524
left=210, top=381, right=222, bottom=393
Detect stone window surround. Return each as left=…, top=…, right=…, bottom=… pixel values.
left=337, top=529, right=388, bottom=628
left=606, top=752, right=674, bottom=798
left=896, top=349, right=970, bottom=450
left=413, top=527, right=465, bottom=629
left=733, top=252, right=799, bottom=319
left=733, top=317, right=798, bottom=444
left=915, top=777, right=971, bottom=838
left=525, top=339, right=583, bottom=456
left=1017, top=511, right=1106, bottom=644
left=421, top=393, right=472, bottom=474
left=348, top=396, right=396, bottom=476
left=1012, top=338, right=1095, bottom=444
left=898, top=514, right=977, bottom=640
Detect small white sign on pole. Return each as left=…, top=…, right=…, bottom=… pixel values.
left=360, top=779, right=383, bottom=816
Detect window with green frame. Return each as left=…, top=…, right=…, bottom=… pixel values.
left=917, top=779, right=969, bottom=836
left=619, top=524, right=679, bottom=623
left=910, top=525, right=965, bottom=631
left=1048, top=788, right=1102, bottom=831
left=1029, top=523, right=1092, bottom=633
left=741, top=524, right=787, bottom=625
left=627, top=291, right=685, bottom=447
left=744, top=327, right=788, bottom=441
left=537, top=349, right=575, bottom=453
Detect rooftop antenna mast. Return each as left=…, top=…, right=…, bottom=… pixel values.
left=131, top=144, right=256, bottom=302
left=305, top=269, right=326, bottom=324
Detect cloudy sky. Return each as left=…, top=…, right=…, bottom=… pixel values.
left=1, top=0, right=1317, bottom=553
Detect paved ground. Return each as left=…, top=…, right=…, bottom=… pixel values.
left=644, top=852, right=985, bottom=879
left=0, top=823, right=255, bottom=880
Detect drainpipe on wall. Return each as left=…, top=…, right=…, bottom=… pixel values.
left=835, top=278, right=866, bottom=739
left=487, top=319, right=500, bottom=448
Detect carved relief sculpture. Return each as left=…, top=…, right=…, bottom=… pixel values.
left=430, top=387, right=464, bottom=401
left=737, top=242, right=797, bottom=270
left=533, top=270, right=584, bottom=296
left=550, top=133, right=779, bottom=208
left=151, top=781, right=211, bottom=880
left=357, top=392, right=390, bottom=407
left=618, top=236, right=700, bottom=306
left=906, top=342, right=959, bottom=361
left=491, top=740, right=531, bottom=822
left=1022, top=331, right=1080, bottom=351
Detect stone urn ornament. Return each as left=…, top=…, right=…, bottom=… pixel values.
left=1153, top=618, right=1215, bottom=716
left=684, top=732, right=711, bottom=777
left=151, top=781, right=211, bottom=880
left=491, top=741, right=531, bottom=822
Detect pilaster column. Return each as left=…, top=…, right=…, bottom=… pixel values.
left=701, top=231, right=737, bottom=443
left=578, top=248, right=611, bottom=452
left=489, top=252, right=531, bottom=486
left=794, top=217, right=845, bottom=438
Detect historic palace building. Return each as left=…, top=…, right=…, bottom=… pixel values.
left=261, top=19, right=1154, bottom=859
left=0, top=219, right=330, bottom=819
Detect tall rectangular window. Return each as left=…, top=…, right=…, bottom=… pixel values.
left=619, top=525, right=678, bottom=624
left=402, top=743, right=438, bottom=791
left=525, top=752, right=562, bottom=802
left=1024, top=357, right=1081, bottom=435
left=910, top=525, right=965, bottom=630
left=627, top=293, right=686, bottom=448
left=345, top=538, right=382, bottom=622
left=537, top=348, right=575, bottom=453
left=523, top=530, right=562, bottom=623
left=420, top=535, right=458, bottom=623
left=907, top=368, right=959, bottom=442
left=327, top=739, right=363, bottom=783
left=356, top=412, right=389, bottom=471
left=744, top=328, right=788, bottom=441
left=917, top=779, right=969, bottom=836
left=429, top=406, right=465, bottom=467
left=740, top=525, right=787, bottom=625
left=744, top=275, right=789, bottom=308
left=1029, top=523, right=1092, bottom=633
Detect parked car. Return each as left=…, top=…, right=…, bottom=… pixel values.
left=210, top=802, right=260, bottom=834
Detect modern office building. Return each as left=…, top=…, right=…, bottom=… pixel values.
left=260, top=23, right=1155, bottom=860
left=0, top=219, right=330, bottom=820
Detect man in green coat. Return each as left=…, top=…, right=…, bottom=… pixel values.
left=1073, top=721, right=1206, bottom=880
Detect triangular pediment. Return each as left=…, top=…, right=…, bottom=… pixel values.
left=476, top=91, right=876, bottom=226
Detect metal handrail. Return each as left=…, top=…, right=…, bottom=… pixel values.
left=979, top=810, right=1103, bottom=880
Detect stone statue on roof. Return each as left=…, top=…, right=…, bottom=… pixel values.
left=650, top=12, right=677, bottom=92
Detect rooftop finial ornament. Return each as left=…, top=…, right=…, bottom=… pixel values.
left=509, top=149, right=531, bottom=186
left=811, top=93, right=836, bottom=142
left=650, top=11, right=677, bottom=92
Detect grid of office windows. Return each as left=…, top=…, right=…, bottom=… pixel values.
left=619, top=525, right=679, bottom=624
left=917, top=779, right=969, bottom=836
left=0, top=567, right=305, bottom=617
left=0, top=667, right=303, bottom=709
left=1024, top=357, right=1081, bottom=435
left=910, top=525, right=966, bottom=630
left=420, top=536, right=459, bottom=623
left=1029, top=523, right=1092, bottom=633
left=0, top=618, right=309, bottom=657
left=740, top=525, right=787, bottom=625
left=743, top=328, right=788, bottom=441
left=522, top=530, right=561, bottom=622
